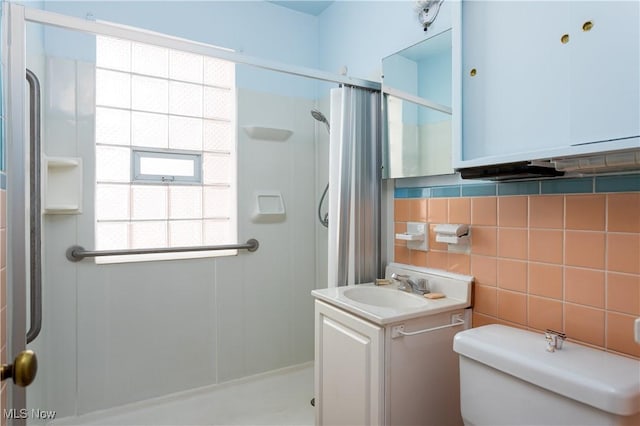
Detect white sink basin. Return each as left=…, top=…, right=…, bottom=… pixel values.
left=342, top=286, right=427, bottom=309
left=311, top=263, right=473, bottom=325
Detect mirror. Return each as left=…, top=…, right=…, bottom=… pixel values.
left=382, top=29, right=453, bottom=178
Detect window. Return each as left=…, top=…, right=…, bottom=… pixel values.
left=94, top=36, right=236, bottom=262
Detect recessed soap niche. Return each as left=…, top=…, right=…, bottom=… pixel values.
left=252, top=191, right=286, bottom=223
left=43, top=156, right=83, bottom=214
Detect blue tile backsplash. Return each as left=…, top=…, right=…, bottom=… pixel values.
left=395, top=174, right=640, bottom=198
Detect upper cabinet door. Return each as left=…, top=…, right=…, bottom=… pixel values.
left=568, top=1, right=640, bottom=146
left=461, top=1, right=570, bottom=162
left=457, top=0, right=639, bottom=167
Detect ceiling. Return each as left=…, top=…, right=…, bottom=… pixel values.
left=268, top=1, right=334, bottom=16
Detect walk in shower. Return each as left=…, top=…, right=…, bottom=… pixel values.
left=3, top=4, right=375, bottom=424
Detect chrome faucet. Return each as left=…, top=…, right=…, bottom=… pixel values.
left=545, top=329, right=566, bottom=352
left=390, top=273, right=429, bottom=295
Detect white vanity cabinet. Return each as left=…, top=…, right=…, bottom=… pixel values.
left=456, top=1, right=640, bottom=167
left=315, top=299, right=468, bottom=426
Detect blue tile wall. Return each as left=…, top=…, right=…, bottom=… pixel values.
left=395, top=175, right=640, bottom=198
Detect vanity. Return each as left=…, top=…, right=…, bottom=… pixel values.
left=312, top=263, right=473, bottom=426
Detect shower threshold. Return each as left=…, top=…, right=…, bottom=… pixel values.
left=50, top=363, right=314, bottom=426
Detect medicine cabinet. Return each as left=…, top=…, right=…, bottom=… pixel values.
left=382, top=28, right=454, bottom=178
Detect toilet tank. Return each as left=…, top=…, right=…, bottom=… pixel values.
left=453, top=325, right=640, bottom=426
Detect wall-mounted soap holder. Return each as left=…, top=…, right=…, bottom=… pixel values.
left=395, top=222, right=428, bottom=251
left=252, top=191, right=286, bottom=223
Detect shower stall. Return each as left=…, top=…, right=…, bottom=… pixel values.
left=3, top=4, right=380, bottom=424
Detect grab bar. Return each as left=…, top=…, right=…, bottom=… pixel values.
left=391, top=314, right=465, bottom=338
left=26, top=69, right=42, bottom=344
left=66, top=239, right=260, bottom=262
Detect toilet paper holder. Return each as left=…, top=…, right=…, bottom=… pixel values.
left=434, top=223, right=470, bottom=245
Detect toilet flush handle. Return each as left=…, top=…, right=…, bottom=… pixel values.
left=544, top=329, right=566, bottom=352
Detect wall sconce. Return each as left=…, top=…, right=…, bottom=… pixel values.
left=416, top=0, right=445, bottom=32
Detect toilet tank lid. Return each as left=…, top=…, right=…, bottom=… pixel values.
left=454, top=325, right=640, bottom=416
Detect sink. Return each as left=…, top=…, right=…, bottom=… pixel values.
left=343, top=286, right=427, bottom=309
left=311, top=263, right=473, bottom=325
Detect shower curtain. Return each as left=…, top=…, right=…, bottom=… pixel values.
left=328, top=86, right=382, bottom=286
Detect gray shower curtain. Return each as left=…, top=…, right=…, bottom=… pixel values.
left=330, top=85, right=382, bottom=286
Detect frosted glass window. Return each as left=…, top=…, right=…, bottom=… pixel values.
left=95, top=107, right=131, bottom=146
left=131, top=185, right=168, bottom=220
left=132, top=43, right=168, bottom=78
left=96, top=222, right=129, bottom=250
left=95, top=184, right=130, bottom=220
left=203, top=120, right=233, bottom=153
left=169, top=116, right=202, bottom=151
left=96, top=69, right=130, bottom=108
left=203, top=154, right=231, bottom=184
left=131, top=112, right=168, bottom=149
left=204, top=220, right=231, bottom=245
left=169, top=50, right=203, bottom=83
left=204, top=57, right=234, bottom=87
left=169, top=81, right=203, bottom=117
left=204, top=187, right=231, bottom=218
left=169, top=221, right=203, bottom=247
left=204, top=87, right=233, bottom=120
left=96, top=146, right=130, bottom=182
left=96, top=37, right=131, bottom=72
left=132, top=75, right=168, bottom=113
left=95, top=37, right=237, bottom=261
left=131, top=221, right=168, bottom=249
left=169, top=186, right=202, bottom=219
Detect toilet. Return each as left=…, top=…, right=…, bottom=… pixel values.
left=453, top=325, right=640, bottom=425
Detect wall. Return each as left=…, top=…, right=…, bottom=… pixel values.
left=318, top=1, right=451, bottom=81
left=394, top=176, right=640, bottom=359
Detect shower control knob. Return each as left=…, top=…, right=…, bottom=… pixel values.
left=1, top=350, right=38, bottom=387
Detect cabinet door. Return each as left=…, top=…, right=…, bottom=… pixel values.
left=461, top=1, right=570, bottom=161
left=568, top=1, right=640, bottom=145
left=314, top=301, right=384, bottom=426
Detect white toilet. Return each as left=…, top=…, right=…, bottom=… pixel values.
left=453, top=325, right=640, bottom=425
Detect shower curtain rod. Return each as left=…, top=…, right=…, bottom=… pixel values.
left=22, top=6, right=381, bottom=91
left=66, top=239, right=260, bottom=262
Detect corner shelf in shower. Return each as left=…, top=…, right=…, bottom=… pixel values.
left=242, top=126, right=293, bottom=141
left=43, top=156, right=83, bottom=214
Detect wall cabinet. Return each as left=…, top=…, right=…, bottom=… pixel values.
left=314, top=300, right=466, bottom=426
left=455, top=1, right=640, bottom=167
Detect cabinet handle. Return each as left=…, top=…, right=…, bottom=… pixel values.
left=470, top=68, right=477, bottom=77
left=561, top=34, right=570, bottom=44
left=582, top=21, right=593, bottom=32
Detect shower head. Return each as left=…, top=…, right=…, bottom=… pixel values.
left=311, top=109, right=330, bottom=133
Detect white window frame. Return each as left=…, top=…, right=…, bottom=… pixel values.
left=132, top=149, right=203, bottom=185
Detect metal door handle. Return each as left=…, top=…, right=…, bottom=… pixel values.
left=1, top=350, right=38, bottom=387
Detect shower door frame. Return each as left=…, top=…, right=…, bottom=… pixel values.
left=5, top=3, right=380, bottom=421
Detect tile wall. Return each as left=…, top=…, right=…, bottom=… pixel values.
left=394, top=176, right=640, bottom=359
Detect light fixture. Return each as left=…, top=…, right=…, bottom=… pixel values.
left=416, top=0, right=444, bottom=32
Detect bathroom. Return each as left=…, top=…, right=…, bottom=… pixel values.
left=0, top=1, right=638, bottom=425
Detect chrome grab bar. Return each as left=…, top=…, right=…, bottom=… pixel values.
left=66, top=239, right=260, bottom=262
left=26, top=69, right=42, bottom=344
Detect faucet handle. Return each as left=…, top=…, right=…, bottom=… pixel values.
left=391, top=273, right=409, bottom=281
